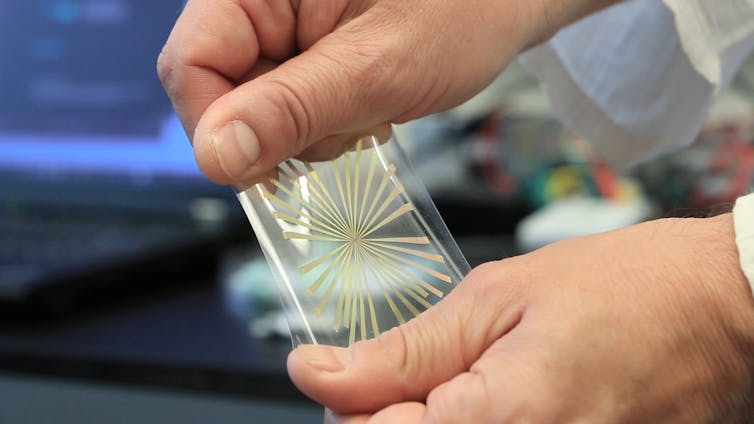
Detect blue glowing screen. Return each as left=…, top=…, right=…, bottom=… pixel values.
left=0, top=0, right=201, bottom=176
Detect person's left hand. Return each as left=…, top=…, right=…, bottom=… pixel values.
left=288, top=214, right=754, bottom=422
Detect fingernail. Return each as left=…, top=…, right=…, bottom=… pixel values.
left=211, top=120, right=260, bottom=179
left=306, top=346, right=350, bottom=373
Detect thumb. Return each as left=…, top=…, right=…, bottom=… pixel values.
left=192, top=18, right=410, bottom=185
left=286, top=261, right=526, bottom=415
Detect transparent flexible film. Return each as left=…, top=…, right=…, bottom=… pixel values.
left=236, top=136, right=470, bottom=347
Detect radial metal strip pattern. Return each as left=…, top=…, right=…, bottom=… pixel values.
left=263, top=141, right=453, bottom=345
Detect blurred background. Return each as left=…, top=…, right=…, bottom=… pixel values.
left=2, top=1, right=754, bottom=423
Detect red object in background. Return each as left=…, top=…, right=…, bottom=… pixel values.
left=477, top=112, right=516, bottom=197
left=690, top=131, right=754, bottom=207
left=591, top=162, right=620, bottom=200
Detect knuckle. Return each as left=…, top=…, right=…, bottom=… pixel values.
left=367, top=325, right=409, bottom=365
left=340, top=16, right=443, bottom=117
left=377, top=325, right=415, bottom=377
left=366, top=320, right=444, bottom=400
left=155, top=44, right=187, bottom=106
left=156, top=31, right=218, bottom=98
left=261, top=78, right=314, bottom=155
left=317, top=26, right=405, bottom=113
left=156, top=46, right=174, bottom=90
left=401, top=317, right=442, bottom=372
left=349, top=37, right=404, bottom=110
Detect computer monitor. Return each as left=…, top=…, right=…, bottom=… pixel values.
left=0, top=1, right=242, bottom=306
left=0, top=0, right=202, bottom=180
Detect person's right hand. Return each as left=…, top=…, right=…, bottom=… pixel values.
left=158, top=0, right=615, bottom=186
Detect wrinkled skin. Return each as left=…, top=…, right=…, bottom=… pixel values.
left=159, top=1, right=754, bottom=422
left=158, top=0, right=610, bottom=186
left=289, top=215, right=754, bottom=422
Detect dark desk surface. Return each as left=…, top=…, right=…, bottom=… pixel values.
left=0, top=195, right=524, bottom=407
left=0, top=278, right=305, bottom=402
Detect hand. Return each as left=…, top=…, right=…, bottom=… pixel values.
left=158, top=0, right=615, bottom=186
left=288, top=214, right=754, bottom=422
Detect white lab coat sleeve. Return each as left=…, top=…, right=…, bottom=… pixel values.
left=519, top=0, right=754, bottom=169
left=735, top=193, right=754, bottom=298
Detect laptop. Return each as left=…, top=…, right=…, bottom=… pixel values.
left=0, top=0, right=244, bottom=311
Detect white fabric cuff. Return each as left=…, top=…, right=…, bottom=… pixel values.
left=734, top=193, right=754, bottom=298
left=662, top=0, right=754, bottom=88
left=519, top=0, right=754, bottom=169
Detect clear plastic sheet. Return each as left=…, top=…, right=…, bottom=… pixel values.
left=237, top=136, right=469, bottom=347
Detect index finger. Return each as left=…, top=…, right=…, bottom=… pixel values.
left=157, top=0, right=296, bottom=140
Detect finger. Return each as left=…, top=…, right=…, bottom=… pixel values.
left=295, top=122, right=392, bottom=163
left=222, top=74, right=389, bottom=187
left=234, top=123, right=389, bottom=190
left=423, top=323, right=563, bottom=423
left=191, top=12, right=413, bottom=184
left=238, top=57, right=283, bottom=84
left=424, top=371, right=494, bottom=424
left=295, top=0, right=351, bottom=50
left=235, top=122, right=388, bottom=191
left=157, top=0, right=296, bottom=140
left=369, top=402, right=426, bottom=423
left=287, top=260, right=529, bottom=414
left=334, top=402, right=427, bottom=424
left=233, top=167, right=279, bottom=193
